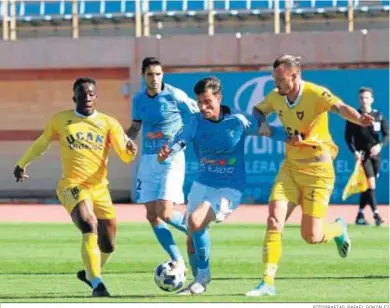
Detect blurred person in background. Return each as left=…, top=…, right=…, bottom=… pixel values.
left=345, top=87, right=388, bottom=226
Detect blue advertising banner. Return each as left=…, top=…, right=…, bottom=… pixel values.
left=164, top=69, right=389, bottom=204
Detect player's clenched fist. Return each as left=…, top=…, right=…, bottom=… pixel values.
left=158, top=144, right=173, bottom=162
left=126, top=139, right=138, bottom=156
left=13, top=165, right=29, bottom=183
left=258, top=122, right=272, bottom=137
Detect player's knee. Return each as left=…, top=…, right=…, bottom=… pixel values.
left=156, top=201, right=173, bottom=223
left=188, top=214, right=202, bottom=233
left=86, top=218, right=98, bottom=233
left=301, top=232, right=323, bottom=244
left=267, top=216, right=281, bottom=231
left=99, top=240, right=115, bottom=253
left=146, top=211, right=158, bottom=225
left=75, top=215, right=98, bottom=233
left=71, top=205, right=98, bottom=233
left=157, top=210, right=172, bottom=223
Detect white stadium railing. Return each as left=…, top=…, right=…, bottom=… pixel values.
left=1, top=0, right=389, bottom=40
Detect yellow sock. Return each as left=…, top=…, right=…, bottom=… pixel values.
left=322, top=221, right=343, bottom=243
left=101, top=252, right=112, bottom=268
left=262, top=230, right=282, bottom=286
left=81, top=233, right=101, bottom=281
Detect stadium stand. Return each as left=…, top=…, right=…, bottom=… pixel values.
left=1, top=0, right=387, bottom=22
left=1, top=0, right=388, bottom=38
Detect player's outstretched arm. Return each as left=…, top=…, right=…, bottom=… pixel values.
left=258, top=122, right=301, bottom=144
left=110, top=118, right=138, bottom=164
left=330, top=101, right=374, bottom=127
left=14, top=133, right=53, bottom=182
left=252, top=107, right=266, bottom=126
left=174, top=88, right=199, bottom=124
left=239, top=113, right=291, bottom=143
left=157, top=114, right=198, bottom=163
left=126, top=120, right=142, bottom=140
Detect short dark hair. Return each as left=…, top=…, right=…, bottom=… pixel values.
left=359, top=87, right=374, bottom=95
left=73, top=77, right=96, bottom=91
left=273, top=54, right=301, bottom=70
left=194, top=77, right=222, bottom=96
left=141, top=57, right=162, bottom=74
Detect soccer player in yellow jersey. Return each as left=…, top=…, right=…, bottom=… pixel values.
left=13, top=77, right=137, bottom=297
left=246, top=55, right=374, bottom=297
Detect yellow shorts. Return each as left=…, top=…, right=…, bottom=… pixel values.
left=56, top=180, right=115, bottom=220
left=269, top=160, right=335, bottom=218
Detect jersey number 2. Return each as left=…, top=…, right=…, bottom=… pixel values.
left=136, top=179, right=142, bottom=191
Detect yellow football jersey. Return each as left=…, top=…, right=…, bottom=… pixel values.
left=17, top=110, right=135, bottom=187
left=255, top=81, right=340, bottom=160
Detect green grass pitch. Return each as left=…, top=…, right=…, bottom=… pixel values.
left=0, top=223, right=388, bottom=303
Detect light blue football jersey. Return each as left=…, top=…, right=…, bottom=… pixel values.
left=132, top=83, right=198, bottom=155
left=172, top=106, right=258, bottom=192
left=170, top=106, right=288, bottom=192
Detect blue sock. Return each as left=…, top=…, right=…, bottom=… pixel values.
left=187, top=250, right=198, bottom=277
left=192, top=228, right=211, bottom=270
left=166, top=210, right=188, bottom=234
left=153, top=222, right=182, bottom=261
left=90, top=277, right=103, bottom=289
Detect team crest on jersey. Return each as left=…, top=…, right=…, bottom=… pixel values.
left=296, top=111, right=304, bottom=120
left=278, top=110, right=283, bottom=117
left=66, top=120, right=72, bottom=125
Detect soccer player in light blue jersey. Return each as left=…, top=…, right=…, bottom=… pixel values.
left=158, top=77, right=291, bottom=295
left=126, top=57, right=199, bottom=275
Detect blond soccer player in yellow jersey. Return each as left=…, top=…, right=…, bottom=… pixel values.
left=13, top=77, right=137, bottom=297
left=245, top=55, right=375, bottom=297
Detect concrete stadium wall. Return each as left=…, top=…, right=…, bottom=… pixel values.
left=0, top=30, right=388, bottom=69
left=0, top=30, right=388, bottom=202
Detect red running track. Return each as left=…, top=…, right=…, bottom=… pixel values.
left=0, top=204, right=388, bottom=225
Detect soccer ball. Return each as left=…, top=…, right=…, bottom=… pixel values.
left=154, top=260, right=186, bottom=292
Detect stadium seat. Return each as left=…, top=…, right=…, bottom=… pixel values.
left=187, top=0, right=206, bottom=11
left=250, top=0, right=271, bottom=9
left=124, top=0, right=136, bottom=13
left=24, top=1, right=43, bottom=16
left=336, top=0, right=349, bottom=7
left=149, top=0, right=163, bottom=12
left=229, top=0, right=248, bottom=10
left=313, top=0, right=334, bottom=8
left=166, top=0, right=184, bottom=11
left=82, top=0, right=102, bottom=15
left=214, top=0, right=227, bottom=10
left=63, top=0, right=72, bottom=15
left=44, top=1, right=61, bottom=16
left=294, top=0, right=314, bottom=9
left=104, top=0, right=122, bottom=14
